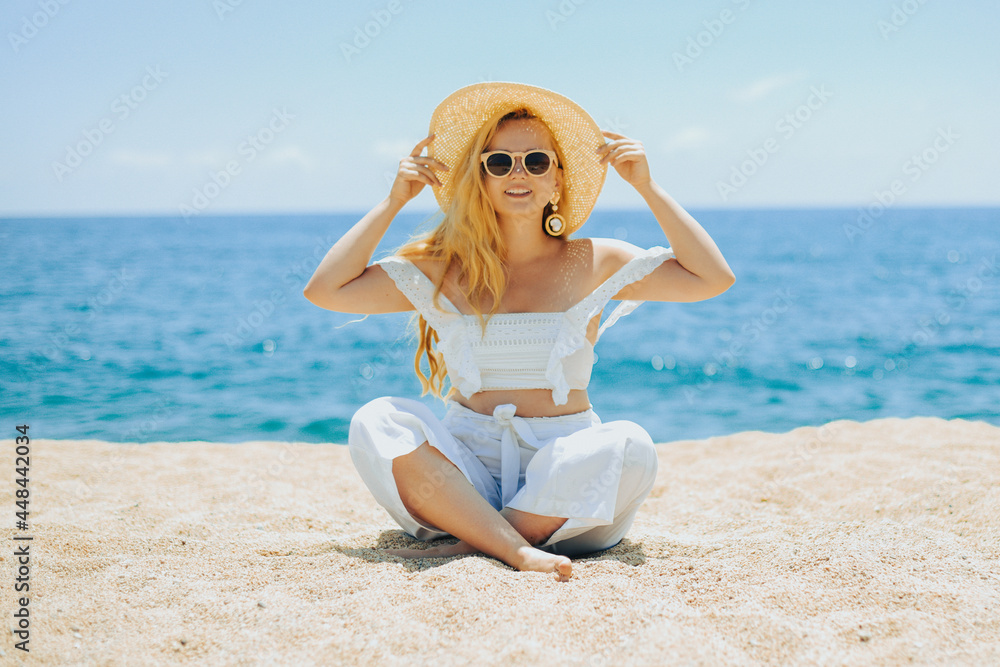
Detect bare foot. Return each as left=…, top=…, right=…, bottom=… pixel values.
left=513, top=546, right=573, bottom=582
left=387, top=542, right=572, bottom=582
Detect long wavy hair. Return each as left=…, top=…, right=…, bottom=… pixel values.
left=395, top=108, right=568, bottom=398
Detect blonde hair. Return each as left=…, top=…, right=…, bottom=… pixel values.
left=395, top=108, right=568, bottom=398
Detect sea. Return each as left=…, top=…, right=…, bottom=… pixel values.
left=1, top=207, right=998, bottom=445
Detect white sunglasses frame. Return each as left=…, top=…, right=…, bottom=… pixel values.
left=479, top=149, right=558, bottom=177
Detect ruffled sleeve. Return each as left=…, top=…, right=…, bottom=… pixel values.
left=545, top=317, right=592, bottom=406
left=435, top=326, right=482, bottom=399
left=544, top=243, right=674, bottom=405
left=568, top=243, right=675, bottom=339
left=374, top=256, right=458, bottom=331
left=374, top=256, right=481, bottom=399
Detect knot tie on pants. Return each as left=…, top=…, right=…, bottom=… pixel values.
left=491, top=403, right=543, bottom=507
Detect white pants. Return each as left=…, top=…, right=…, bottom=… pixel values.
left=348, top=397, right=658, bottom=557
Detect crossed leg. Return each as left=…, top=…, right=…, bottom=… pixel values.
left=386, top=441, right=572, bottom=581
left=388, top=507, right=567, bottom=558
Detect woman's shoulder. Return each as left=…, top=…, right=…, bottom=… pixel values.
left=573, top=237, right=648, bottom=283
left=378, top=253, right=448, bottom=285
left=408, top=256, right=448, bottom=283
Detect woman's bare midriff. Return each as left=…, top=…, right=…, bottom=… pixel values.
left=452, top=388, right=592, bottom=418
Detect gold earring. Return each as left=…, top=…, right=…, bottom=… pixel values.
left=544, top=193, right=565, bottom=236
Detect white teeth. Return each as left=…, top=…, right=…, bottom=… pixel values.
left=506, top=189, right=530, bottom=194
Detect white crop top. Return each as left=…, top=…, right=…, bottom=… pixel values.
left=376, top=240, right=675, bottom=405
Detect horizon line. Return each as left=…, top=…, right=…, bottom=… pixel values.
left=3, top=203, right=999, bottom=221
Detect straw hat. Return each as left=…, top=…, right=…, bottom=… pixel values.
left=427, top=82, right=607, bottom=236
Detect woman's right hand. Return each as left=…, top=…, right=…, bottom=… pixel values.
left=303, top=135, right=449, bottom=313
left=388, top=134, right=450, bottom=206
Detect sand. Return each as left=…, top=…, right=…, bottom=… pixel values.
left=2, top=416, right=998, bottom=666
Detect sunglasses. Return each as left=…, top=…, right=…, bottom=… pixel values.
left=480, top=149, right=558, bottom=177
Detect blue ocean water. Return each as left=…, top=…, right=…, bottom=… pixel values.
left=1, top=208, right=998, bottom=444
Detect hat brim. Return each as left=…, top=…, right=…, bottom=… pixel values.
left=427, top=82, right=607, bottom=236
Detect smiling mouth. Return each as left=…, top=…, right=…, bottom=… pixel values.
left=505, top=189, right=532, bottom=197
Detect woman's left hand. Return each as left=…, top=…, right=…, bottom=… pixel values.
left=598, top=130, right=652, bottom=190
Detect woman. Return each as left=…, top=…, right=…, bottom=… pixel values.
left=304, top=82, right=734, bottom=581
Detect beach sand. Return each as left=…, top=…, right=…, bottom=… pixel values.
left=2, top=416, right=998, bottom=666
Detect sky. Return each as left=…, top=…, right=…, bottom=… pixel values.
left=2, top=0, right=998, bottom=217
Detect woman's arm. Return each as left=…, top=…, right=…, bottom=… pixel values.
left=303, top=134, right=448, bottom=313
left=303, top=196, right=409, bottom=313
left=630, top=179, right=735, bottom=300
left=597, top=131, right=735, bottom=303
